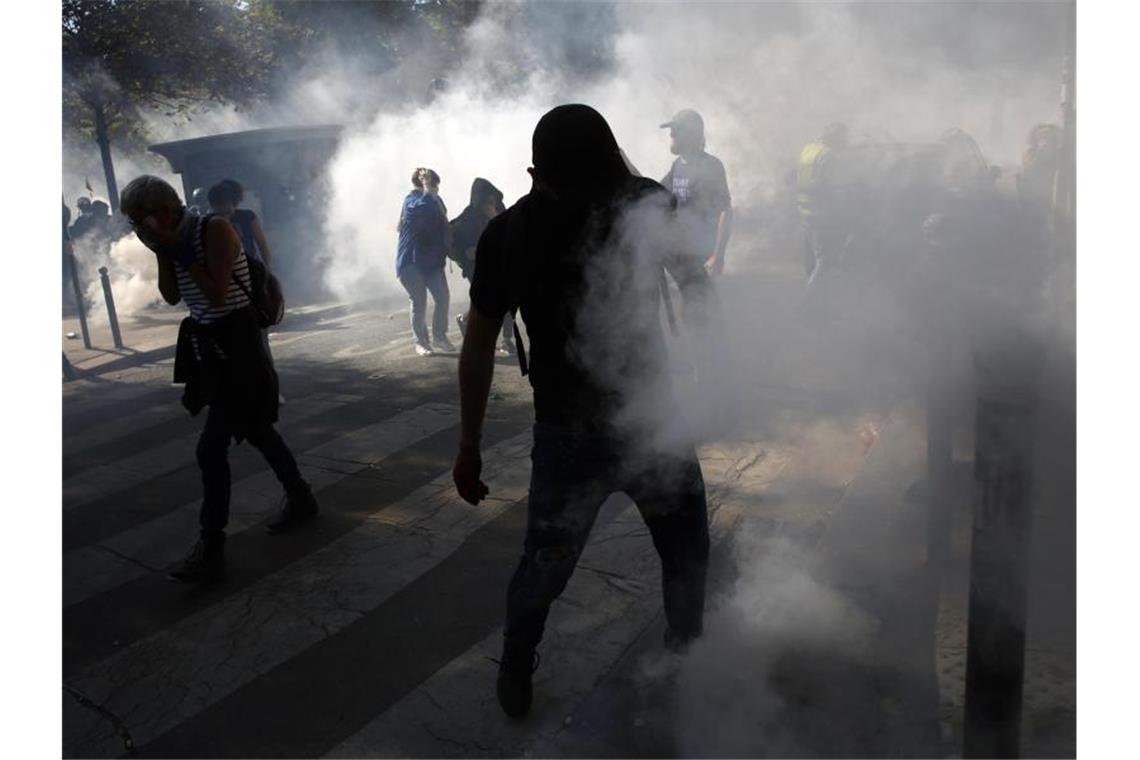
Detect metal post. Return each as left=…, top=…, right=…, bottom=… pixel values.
left=962, top=334, right=1043, bottom=758
left=63, top=352, right=77, bottom=381
left=67, top=249, right=92, bottom=350
left=926, top=350, right=953, bottom=564
left=925, top=321, right=957, bottom=564
left=98, top=267, right=123, bottom=349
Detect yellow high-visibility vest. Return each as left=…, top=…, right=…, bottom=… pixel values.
left=797, top=142, right=829, bottom=216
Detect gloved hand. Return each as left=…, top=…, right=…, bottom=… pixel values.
left=453, top=444, right=489, bottom=506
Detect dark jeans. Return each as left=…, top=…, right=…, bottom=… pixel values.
left=398, top=265, right=450, bottom=347
left=504, top=423, right=710, bottom=655
left=196, top=403, right=307, bottom=540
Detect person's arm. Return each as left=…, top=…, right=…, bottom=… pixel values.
left=250, top=215, right=273, bottom=268
left=707, top=160, right=734, bottom=275
left=709, top=206, right=734, bottom=275
left=187, top=217, right=241, bottom=307
left=155, top=253, right=181, bottom=305
left=454, top=305, right=500, bottom=505
left=453, top=214, right=512, bottom=505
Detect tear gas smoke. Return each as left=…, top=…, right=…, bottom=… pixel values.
left=61, top=5, right=1072, bottom=749
left=79, top=233, right=168, bottom=323
left=320, top=1, right=1070, bottom=302
left=667, top=536, right=878, bottom=757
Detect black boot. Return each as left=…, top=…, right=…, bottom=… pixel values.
left=267, top=484, right=320, bottom=534
left=496, top=646, right=540, bottom=719
left=168, top=535, right=226, bottom=583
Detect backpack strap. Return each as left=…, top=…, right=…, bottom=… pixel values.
left=198, top=212, right=264, bottom=316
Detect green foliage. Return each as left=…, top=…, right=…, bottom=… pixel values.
left=62, top=0, right=486, bottom=150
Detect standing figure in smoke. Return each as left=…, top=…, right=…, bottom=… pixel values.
left=396, top=168, right=454, bottom=355
left=450, top=177, right=516, bottom=356
left=660, top=108, right=733, bottom=276
left=797, top=122, right=850, bottom=283
left=453, top=104, right=714, bottom=718
left=120, top=176, right=319, bottom=584
left=208, top=179, right=275, bottom=268
left=69, top=196, right=95, bottom=240
left=189, top=187, right=210, bottom=217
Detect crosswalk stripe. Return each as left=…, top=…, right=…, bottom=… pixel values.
left=62, top=402, right=460, bottom=608
left=62, top=392, right=365, bottom=511
left=327, top=439, right=792, bottom=757
left=63, top=431, right=534, bottom=759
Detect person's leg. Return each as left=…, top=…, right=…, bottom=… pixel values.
left=244, top=423, right=307, bottom=494
left=246, top=422, right=319, bottom=533
left=625, top=450, right=710, bottom=650
left=195, top=405, right=234, bottom=541
left=500, top=314, right=516, bottom=354
left=499, top=426, right=612, bottom=715
left=425, top=267, right=451, bottom=346
left=398, top=268, right=430, bottom=349
left=171, top=405, right=232, bottom=581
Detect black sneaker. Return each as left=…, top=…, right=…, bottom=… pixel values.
left=266, top=486, right=319, bottom=534
left=497, top=648, right=540, bottom=718
left=168, top=539, right=225, bottom=583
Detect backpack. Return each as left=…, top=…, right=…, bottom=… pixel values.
left=200, top=214, right=285, bottom=328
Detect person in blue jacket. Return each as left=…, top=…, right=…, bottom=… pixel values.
left=397, top=168, right=454, bottom=355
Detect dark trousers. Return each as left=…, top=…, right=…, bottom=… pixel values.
left=398, top=265, right=450, bottom=347
left=196, top=404, right=306, bottom=539
left=504, top=423, right=710, bottom=655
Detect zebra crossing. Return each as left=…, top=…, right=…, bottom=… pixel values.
left=61, top=348, right=851, bottom=758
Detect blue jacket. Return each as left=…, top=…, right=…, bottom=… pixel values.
left=396, top=190, right=450, bottom=275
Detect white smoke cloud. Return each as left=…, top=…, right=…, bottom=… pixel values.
left=318, top=1, right=1068, bottom=302
left=79, top=232, right=165, bottom=323
left=669, top=535, right=877, bottom=756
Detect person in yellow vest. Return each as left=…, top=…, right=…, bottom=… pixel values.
left=797, top=122, right=849, bottom=281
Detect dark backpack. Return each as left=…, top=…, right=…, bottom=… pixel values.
left=200, top=214, right=284, bottom=328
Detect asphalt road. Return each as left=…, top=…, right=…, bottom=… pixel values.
left=62, top=268, right=952, bottom=758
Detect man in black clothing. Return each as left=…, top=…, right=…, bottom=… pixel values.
left=453, top=104, right=714, bottom=718
left=660, top=109, right=733, bottom=276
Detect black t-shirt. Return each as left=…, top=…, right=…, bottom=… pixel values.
left=661, top=152, right=731, bottom=256
left=470, top=176, right=708, bottom=434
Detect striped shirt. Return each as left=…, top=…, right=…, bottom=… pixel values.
left=173, top=212, right=252, bottom=325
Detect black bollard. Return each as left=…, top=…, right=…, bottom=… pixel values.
left=926, top=342, right=954, bottom=564
left=98, top=266, right=124, bottom=349
left=67, top=250, right=92, bottom=349
left=962, top=333, right=1044, bottom=758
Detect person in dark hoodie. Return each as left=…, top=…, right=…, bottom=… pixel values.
left=453, top=104, right=716, bottom=718
left=450, top=177, right=516, bottom=355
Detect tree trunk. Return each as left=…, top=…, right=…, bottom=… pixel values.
left=93, top=102, right=120, bottom=214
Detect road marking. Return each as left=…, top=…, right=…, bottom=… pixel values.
left=62, top=393, right=362, bottom=511
left=327, top=439, right=792, bottom=757
left=63, top=432, right=534, bottom=759
left=63, top=402, right=460, bottom=607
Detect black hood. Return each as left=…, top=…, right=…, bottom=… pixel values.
left=469, top=177, right=505, bottom=210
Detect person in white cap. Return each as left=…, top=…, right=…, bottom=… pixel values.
left=660, top=109, right=733, bottom=276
